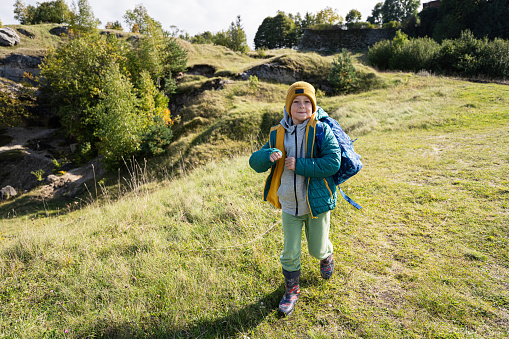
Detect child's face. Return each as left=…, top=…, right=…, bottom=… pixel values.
left=290, top=95, right=313, bottom=125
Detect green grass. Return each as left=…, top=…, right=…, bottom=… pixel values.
left=0, top=24, right=68, bottom=58
left=1, top=66, right=508, bottom=338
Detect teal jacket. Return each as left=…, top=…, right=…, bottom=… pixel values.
left=249, top=107, right=341, bottom=218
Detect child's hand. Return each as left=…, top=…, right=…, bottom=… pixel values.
left=270, top=151, right=282, bottom=162
left=285, top=157, right=296, bottom=170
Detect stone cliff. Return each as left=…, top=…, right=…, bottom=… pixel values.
left=299, top=28, right=396, bottom=52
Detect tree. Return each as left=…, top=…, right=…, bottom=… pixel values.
left=92, top=63, right=143, bottom=168
left=367, top=2, right=383, bottom=25
left=346, top=9, right=366, bottom=29
left=254, top=12, right=297, bottom=49
left=380, top=0, right=420, bottom=24
left=33, top=0, right=69, bottom=23
left=13, top=0, right=31, bottom=24
left=329, top=49, right=357, bottom=94
left=123, top=4, right=162, bottom=34
left=14, top=0, right=69, bottom=24
left=226, top=15, right=249, bottom=53
left=68, top=0, right=99, bottom=36
left=105, top=21, right=123, bottom=30
left=417, top=6, right=439, bottom=37
left=315, top=6, right=343, bottom=26
left=346, top=9, right=362, bottom=24
left=429, top=0, right=509, bottom=41
left=39, top=29, right=185, bottom=168
left=40, top=34, right=130, bottom=142
left=474, top=0, right=509, bottom=39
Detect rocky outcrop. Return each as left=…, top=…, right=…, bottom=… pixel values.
left=1, top=185, right=17, bottom=199
left=49, top=26, right=68, bottom=36
left=299, top=28, right=396, bottom=52
left=238, top=61, right=333, bottom=93
left=239, top=62, right=300, bottom=84
left=17, top=28, right=35, bottom=39
left=0, top=27, right=21, bottom=47
left=0, top=54, right=43, bottom=82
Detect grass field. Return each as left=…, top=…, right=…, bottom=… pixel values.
left=1, top=62, right=508, bottom=337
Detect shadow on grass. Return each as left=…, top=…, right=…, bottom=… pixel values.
left=0, top=194, right=75, bottom=219
left=96, top=287, right=284, bottom=338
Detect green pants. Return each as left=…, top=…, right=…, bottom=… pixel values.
left=280, top=211, right=333, bottom=272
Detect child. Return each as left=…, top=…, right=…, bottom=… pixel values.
left=249, top=81, right=341, bottom=316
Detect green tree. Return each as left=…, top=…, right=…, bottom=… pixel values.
left=123, top=4, right=162, bottom=34
left=315, top=6, right=343, bottom=26
left=474, top=0, right=509, bottom=39
left=14, top=0, right=69, bottom=24
left=328, top=49, right=357, bottom=94
left=91, top=63, right=143, bottom=169
left=192, top=31, right=214, bottom=44
left=14, top=0, right=35, bottom=24
left=105, top=21, right=123, bottom=30
left=33, top=0, right=69, bottom=23
left=254, top=12, right=297, bottom=49
left=380, top=0, right=420, bottom=24
left=417, top=6, right=439, bottom=37
left=346, top=9, right=362, bottom=24
left=430, top=0, right=509, bottom=41
left=40, top=34, right=129, bottom=142
left=68, top=0, right=99, bottom=36
left=227, top=15, right=249, bottom=53
left=367, top=2, right=383, bottom=25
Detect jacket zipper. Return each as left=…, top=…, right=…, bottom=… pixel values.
left=294, top=130, right=298, bottom=216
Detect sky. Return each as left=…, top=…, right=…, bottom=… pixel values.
left=0, top=0, right=420, bottom=49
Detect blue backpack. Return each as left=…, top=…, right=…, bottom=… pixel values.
left=315, top=113, right=363, bottom=209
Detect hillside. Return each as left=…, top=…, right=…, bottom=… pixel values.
left=1, top=24, right=386, bottom=206
left=1, top=25, right=509, bottom=338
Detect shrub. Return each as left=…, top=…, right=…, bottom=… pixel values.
left=368, top=39, right=393, bottom=70
left=480, top=38, right=509, bottom=79
left=389, top=37, right=440, bottom=72
left=328, top=49, right=357, bottom=94
left=0, top=83, right=36, bottom=127
left=369, top=29, right=509, bottom=80
left=140, top=116, right=173, bottom=157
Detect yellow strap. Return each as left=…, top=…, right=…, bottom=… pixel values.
left=266, top=125, right=286, bottom=209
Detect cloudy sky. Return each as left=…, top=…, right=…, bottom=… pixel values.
left=0, top=0, right=421, bottom=48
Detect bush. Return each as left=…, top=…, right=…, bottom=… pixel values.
left=480, top=38, right=509, bottom=79
left=328, top=49, right=357, bottom=94
left=369, top=29, right=509, bottom=80
left=140, top=116, right=173, bottom=157
left=368, top=39, right=393, bottom=70
left=389, top=37, right=440, bottom=72
left=0, top=83, right=36, bottom=127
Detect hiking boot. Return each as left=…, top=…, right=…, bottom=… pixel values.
left=279, top=269, right=300, bottom=316
left=320, top=254, right=334, bottom=279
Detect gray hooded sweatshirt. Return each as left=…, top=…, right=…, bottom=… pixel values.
left=277, top=109, right=311, bottom=216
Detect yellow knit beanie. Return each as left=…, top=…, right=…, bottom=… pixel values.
left=285, top=81, right=317, bottom=115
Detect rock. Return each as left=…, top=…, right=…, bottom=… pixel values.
left=49, top=26, right=69, bottom=36
left=0, top=27, right=21, bottom=47
left=1, top=185, right=17, bottom=199
left=17, top=28, right=35, bottom=39
left=46, top=174, right=59, bottom=183
left=0, top=54, right=43, bottom=82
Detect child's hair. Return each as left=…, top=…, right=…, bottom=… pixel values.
left=285, top=82, right=317, bottom=114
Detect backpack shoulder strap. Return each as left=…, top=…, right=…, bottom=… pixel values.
left=266, top=124, right=286, bottom=209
